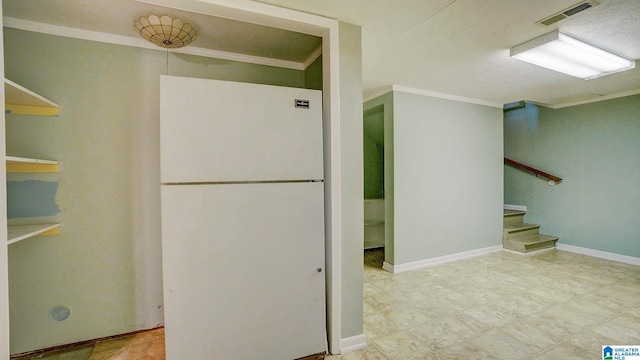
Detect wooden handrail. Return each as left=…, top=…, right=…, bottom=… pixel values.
left=504, top=157, right=562, bottom=184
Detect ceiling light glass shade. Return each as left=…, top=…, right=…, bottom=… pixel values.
left=510, top=30, right=635, bottom=80
left=134, top=15, right=198, bottom=49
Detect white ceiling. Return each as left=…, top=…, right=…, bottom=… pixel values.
left=2, top=0, right=322, bottom=65
left=3, top=0, right=640, bottom=107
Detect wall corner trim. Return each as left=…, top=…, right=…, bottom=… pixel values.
left=383, top=245, right=503, bottom=274
left=556, top=244, right=640, bottom=266
left=339, top=334, right=367, bottom=354
left=390, top=85, right=503, bottom=108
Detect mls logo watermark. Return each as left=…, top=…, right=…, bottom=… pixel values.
left=604, top=345, right=640, bottom=360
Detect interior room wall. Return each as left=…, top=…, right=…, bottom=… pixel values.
left=4, top=27, right=310, bottom=354
left=337, top=21, right=364, bottom=342
left=363, top=109, right=384, bottom=199
left=363, top=92, right=394, bottom=262
left=391, top=91, right=503, bottom=265
left=504, top=95, right=640, bottom=257
left=305, top=55, right=323, bottom=91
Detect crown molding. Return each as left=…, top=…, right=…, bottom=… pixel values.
left=391, top=85, right=504, bottom=108
left=363, top=86, right=393, bottom=103
left=533, top=88, right=640, bottom=109
left=366, top=85, right=640, bottom=110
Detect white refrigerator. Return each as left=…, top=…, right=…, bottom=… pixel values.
left=159, top=76, right=327, bottom=359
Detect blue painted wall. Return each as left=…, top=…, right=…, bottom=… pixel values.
left=6, top=181, right=59, bottom=218
left=504, top=95, right=640, bottom=257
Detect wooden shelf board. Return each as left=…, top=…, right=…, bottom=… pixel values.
left=8, top=223, right=60, bottom=245
left=4, top=78, right=59, bottom=116
left=6, top=156, right=59, bottom=173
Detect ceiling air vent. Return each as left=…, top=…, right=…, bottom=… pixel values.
left=537, top=0, right=600, bottom=26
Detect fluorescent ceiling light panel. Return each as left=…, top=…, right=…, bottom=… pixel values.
left=510, top=30, right=635, bottom=79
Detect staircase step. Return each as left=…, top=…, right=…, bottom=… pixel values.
left=503, top=210, right=526, bottom=226
left=503, top=210, right=526, bottom=216
left=504, top=222, right=540, bottom=232
left=503, top=223, right=541, bottom=239
left=504, top=234, right=559, bottom=253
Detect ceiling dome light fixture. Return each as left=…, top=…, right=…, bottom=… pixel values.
left=134, top=15, right=198, bottom=49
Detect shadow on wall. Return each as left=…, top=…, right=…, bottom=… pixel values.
left=364, top=199, right=384, bottom=249
left=364, top=106, right=384, bottom=249
left=364, top=106, right=384, bottom=199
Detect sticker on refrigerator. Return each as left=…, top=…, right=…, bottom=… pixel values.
left=295, top=99, right=310, bottom=109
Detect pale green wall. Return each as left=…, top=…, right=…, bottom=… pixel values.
left=363, top=109, right=384, bottom=199
left=338, top=22, right=364, bottom=341
left=363, top=93, right=394, bottom=262
left=4, top=28, right=309, bottom=354
left=504, top=95, right=640, bottom=257
left=305, top=55, right=323, bottom=90
left=0, top=5, right=10, bottom=357
left=392, top=91, right=503, bottom=265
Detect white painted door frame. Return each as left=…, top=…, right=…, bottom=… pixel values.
left=0, top=0, right=10, bottom=357
left=137, top=0, right=343, bottom=354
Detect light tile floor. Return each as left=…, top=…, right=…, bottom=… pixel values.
left=15, top=249, right=640, bottom=360
left=13, top=328, right=165, bottom=360
left=327, top=248, right=640, bottom=360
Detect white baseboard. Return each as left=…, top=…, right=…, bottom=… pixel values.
left=556, top=244, right=640, bottom=266
left=382, top=261, right=395, bottom=273
left=339, top=334, right=367, bottom=354
left=504, top=204, right=527, bottom=212
left=382, top=245, right=503, bottom=274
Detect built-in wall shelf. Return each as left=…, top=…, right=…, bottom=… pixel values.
left=6, top=156, right=59, bottom=173
left=7, top=223, right=60, bottom=245
left=4, top=80, right=62, bottom=247
left=4, top=78, right=59, bottom=116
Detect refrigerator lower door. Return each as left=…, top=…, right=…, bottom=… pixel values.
left=161, top=182, right=326, bottom=360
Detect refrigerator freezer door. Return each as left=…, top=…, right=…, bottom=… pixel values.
left=161, top=182, right=326, bottom=359
left=160, top=75, right=324, bottom=183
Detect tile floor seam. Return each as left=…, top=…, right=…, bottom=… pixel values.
left=424, top=330, right=499, bottom=357
left=503, top=301, right=618, bottom=344
left=387, top=303, right=557, bottom=356
left=368, top=340, right=393, bottom=360
left=524, top=322, right=597, bottom=359
left=527, top=336, right=591, bottom=360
